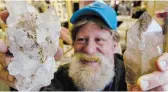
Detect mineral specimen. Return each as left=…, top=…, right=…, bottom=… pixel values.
left=124, top=12, right=163, bottom=85
left=5, top=1, right=61, bottom=91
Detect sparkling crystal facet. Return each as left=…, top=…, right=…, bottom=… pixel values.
left=5, top=1, right=61, bottom=91
left=124, top=12, right=163, bottom=84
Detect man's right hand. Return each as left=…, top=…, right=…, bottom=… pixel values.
left=0, top=10, right=8, bottom=23
left=0, top=9, right=70, bottom=89
left=0, top=40, right=16, bottom=88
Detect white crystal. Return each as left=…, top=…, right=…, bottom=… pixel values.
left=5, top=1, right=61, bottom=91
left=124, top=12, right=163, bottom=84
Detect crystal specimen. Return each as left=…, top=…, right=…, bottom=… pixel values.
left=124, top=12, right=163, bottom=85
left=5, top=1, right=61, bottom=91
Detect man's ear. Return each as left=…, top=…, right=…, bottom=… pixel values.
left=113, top=42, right=122, bottom=55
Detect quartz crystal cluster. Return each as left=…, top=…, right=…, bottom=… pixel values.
left=124, top=12, right=163, bottom=84
left=5, top=1, right=61, bottom=91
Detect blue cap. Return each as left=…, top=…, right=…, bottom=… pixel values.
left=70, top=1, right=117, bottom=31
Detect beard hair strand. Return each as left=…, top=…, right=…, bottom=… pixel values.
left=68, top=53, right=115, bottom=91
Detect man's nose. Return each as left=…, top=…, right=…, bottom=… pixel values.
left=83, top=40, right=97, bottom=55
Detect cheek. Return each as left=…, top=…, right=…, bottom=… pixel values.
left=98, top=43, right=115, bottom=57
left=73, top=44, right=83, bottom=52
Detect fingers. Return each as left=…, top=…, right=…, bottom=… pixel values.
left=0, top=10, right=9, bottom=23
left=156, top=53, right=168, bottom=71
left=0, top=40, right=7, bottom=53
left=0, top=66, right=15, bottom=82
left=127, top=83, right=141, bottom=91
left=137, top=71, right=168, bottom=90
left=0, top=26, right=15, bottom=88
left=161, top=83, right=168, bottom=91
left=0, top=65, right=15, bottom=83
left=0, top=53, right=15, bottom=85
left=0, top=53, right=6, bottom=66
left=148, top=84, right=168, bottom=91
left=4, top=57, right=12, bottom=67
left=0, top=53, right=12, bottom=67
left=0, top=69, right=16, bottom=89
left=127, top=83, right=133, bottom=91
left=60, top=27, right=72, bottom=45
left=54, top=47, right=63, bottom=61
left=0, top=60, right=15, bottom=88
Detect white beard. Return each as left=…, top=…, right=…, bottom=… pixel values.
left=68, top=53, right=115, bottom=91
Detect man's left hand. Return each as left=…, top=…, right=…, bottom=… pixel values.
left=137, top=53, right=168, bottom=91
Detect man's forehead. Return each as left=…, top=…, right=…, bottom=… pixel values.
left=77, top=22, right=111, bottom=36
left=81, top=22, right=101, bottom=30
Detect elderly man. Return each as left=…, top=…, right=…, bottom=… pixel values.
left=1, top=1, right=168, bottom=91
left=41, top=1, right=126, bottom=90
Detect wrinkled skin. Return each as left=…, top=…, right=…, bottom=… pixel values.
left=74, top=22, right=117, bottom=59
left=70, top=22, right=117, bottom=90
left=1, top=10, right=168, bottom=91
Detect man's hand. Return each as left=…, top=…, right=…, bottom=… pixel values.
left=0, top=10, right=16, bottom=88
left=0, top=10, right=9, bottom=23
left=0, top=9, right=66, bottom=88
left=0, top=40, right=16, bottom=88
left=60, top=27, right=72, bottom=45
left=137, top=53, right=168, bottom=91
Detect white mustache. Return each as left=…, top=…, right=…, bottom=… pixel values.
left=73, top=53, right=113, bottom=66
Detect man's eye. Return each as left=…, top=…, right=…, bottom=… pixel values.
left=76, top=38, right=87, bottom=43
left=95, top=38, right=107, bottom=44
left=96, top=38, right=106, bottom=41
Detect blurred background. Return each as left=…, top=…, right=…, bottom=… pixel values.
left=0, top=0, right=168, bottom=91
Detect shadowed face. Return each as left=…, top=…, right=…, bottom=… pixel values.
left=69, top=22, right=117, bottom=91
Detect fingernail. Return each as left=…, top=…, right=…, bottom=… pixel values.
left=0, top=40, right=7, bottom=53
left=140, top=80, right=149, bottom=90
left=159, top=60, right=167, bottom=70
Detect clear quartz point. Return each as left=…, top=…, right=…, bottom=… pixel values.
left=124, top=12, right=163, bottom=84
left=5, top=1, right=61, bottom=91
